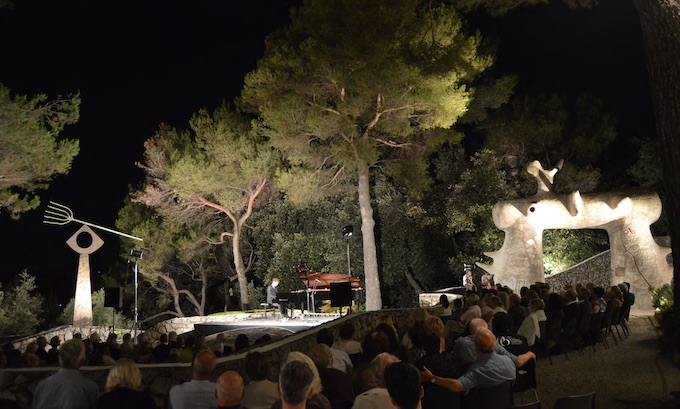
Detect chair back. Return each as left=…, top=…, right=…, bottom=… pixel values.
left=421, top=385, right=461, bottom=409
left=545, top=317, right=562, bottom=342
left=554, top=391, right=595, bottom=409
left=464, top=380, right=514, bottom=409
left=576, top=310, right=592, bottom=334
left=513, top=358, right=537, bottom=392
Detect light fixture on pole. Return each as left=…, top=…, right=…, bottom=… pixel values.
left=130, top=249, right=143, bottom=341
left=342, top=225, right=353, bottom=276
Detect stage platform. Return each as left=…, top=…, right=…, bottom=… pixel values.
left=193, top=312, right=341, bottom=345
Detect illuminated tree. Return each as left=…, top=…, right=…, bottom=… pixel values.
left=241, top=0, right=512, bottom=310
left=135, top=106, right=275, bottom=309
left=0, top=85, right=80, bottom=218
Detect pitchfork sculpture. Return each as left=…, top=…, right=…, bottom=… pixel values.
left=44, top=201, right=143, bottom=241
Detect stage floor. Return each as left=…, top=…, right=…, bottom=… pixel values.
left=193, top=313, right=340, bottom=345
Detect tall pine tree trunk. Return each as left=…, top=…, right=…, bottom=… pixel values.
left=358, top=165, right=382, bottom=310
left=634, top=0, right=680, bottom=362
left=232, top=223, right=250, bottom=310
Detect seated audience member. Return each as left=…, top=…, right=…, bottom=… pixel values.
left=452, top=318, right=534, bottom=375
left=91, top=343, right=116, bottom=366
left=449, top=298, right=464, bottom=321
left=563, top=289, right=580, bottom=326
left=457, top=294, right=482, bottom=327
left=517, top=298, right=546, bottom=347
left=169, top=349, right=218, bottom=409
left=334, top=323, right=363, bottom=355
left=352, top=353, right=399, bottom=409
left=492, top=312, right=529, bottom=356
left=353, top=330, right=391, bottom=393
left=438, top=295, right=452, bottom=318
left=32, top=339, right=99, bottom=409
left=498, top=291, right=510, bottom=312
left=414, top=332, right=456, bottom=379
left=234, top=334, right=250, bottom=352
left=21, top=342, right=45, bottom=367
left=318, top=328, right=354, bottom=375
left=178, top=337, right=195, bottom=363
left=47, top=336, right=61, bottom=365
left=107, top=333, right=122, bottom=361
left=168, top=331, right=181, bottom=349
left=153, top=333, right=172, bottom=363
left=609, top=285, right=624, bottom=312
left=383, top=362, right=423, bottom=409
left=242, top=351, right=279, bottom=409
left=134, top=341, right=153, bottom=364
left=210, top=371, right=246, bottom=409
left=593, top=286, right=608, bottom=313
left=401, top=309, right=429, bottom=360
left=273, top=353, right=331, bottom=409
left=278, top=360, right=316, bottom=409
left=36, top=336, right=50, bottom=363
left=508, top=293, right=528, bottom=332
left=97, top=358, right=155, bottom=409
left=422, top=329, right=517, bottom=393
left=208, top=333, right=227, bottom=356
left=308, top=344, right=355, bottom=409
left=120, top=333, right=135, bottom=360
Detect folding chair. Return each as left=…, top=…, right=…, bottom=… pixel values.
left=421, top=385, right=461, bottom=409
left=512, top=358, right=539, bottom=404
left=465, top=380, right=514, bottom=409
left=576, top=310, right=594, bottom=352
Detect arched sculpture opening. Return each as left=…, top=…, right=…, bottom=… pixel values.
left=477, top=160, right=672, bottom=309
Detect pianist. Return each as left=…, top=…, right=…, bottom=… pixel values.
left=266, top=277, right=289, bottom=318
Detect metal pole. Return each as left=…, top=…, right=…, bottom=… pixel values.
left=133, top=259, right=138, bottom=343
left=346, top=240, right=351, bottom=276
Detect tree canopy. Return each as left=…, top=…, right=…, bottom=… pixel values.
left=0, top=84, right=80, bottom=218
left=241, top=0, right=513, bottom=310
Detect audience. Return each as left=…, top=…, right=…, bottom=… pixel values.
left=334, top=323, right=363, bottom=355
left=97, top=358, right=155, bottom=409
left=308, top=344, right=355, bottom=409
left=317, top=328, right=354, bottom=375
left=211, top=371, right=246, bottom=409
left=384, top=362, right=423, bottom=409
left=518, top=298, right=546, bottom=347
left=351, top=353, right=399, bottom=409
left=32, top=339, right=99, bottom=409
left=168, top=349, right=217, bottom=409
left=278, top=360, right=316, bottom=409
left=242, top=351, right=279, bottom=409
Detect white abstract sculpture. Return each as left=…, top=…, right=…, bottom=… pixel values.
left=478, top=160, right=672, bottom=308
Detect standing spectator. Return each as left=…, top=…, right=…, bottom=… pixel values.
left=383, top=362, right=423, bottom=409
left=97, top=358, right=155, bottom=409
left=32, top=339, right=99, bottom=409
left=169, top=349, right=217, bottom=409
left=242, top=351, right=279, bottom=409
left=211, top=371, right=246, bottom=409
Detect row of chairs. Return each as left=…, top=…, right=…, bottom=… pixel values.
left=540, top=304, right=631, bottom=363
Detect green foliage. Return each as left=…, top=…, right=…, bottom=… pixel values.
left=652, top=284, right=674, bottom=313
left=56, top=289, right=133, bottom=327
left=0, top=271, right=43, bottom=336
left=478, top=94, right=617, bottom=193
left=0, top=84, right=80, bottom=218
left=543, top=229, right=610, bottom=275
left=628, top=140, right=663, bottom=189
left=241, top=0, right=501, bottom=201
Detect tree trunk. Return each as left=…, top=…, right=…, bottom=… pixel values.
left=358, top=164, right=382, bottom=310
left=232, top=222, right=250, bottom=309
left=634, top=0, right=680, bottom=361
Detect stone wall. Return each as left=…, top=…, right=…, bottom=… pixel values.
left=545, top=250, right=612, bottom=291
left=0, top=308, right=425, bottom=408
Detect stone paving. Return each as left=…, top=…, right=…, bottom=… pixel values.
left=528, top=314, right=680, bottom=409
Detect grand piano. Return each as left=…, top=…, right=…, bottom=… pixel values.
left=274, top=264, right=364, bottom=313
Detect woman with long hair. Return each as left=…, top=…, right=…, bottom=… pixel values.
left=97, top=358, right=155, bottom=409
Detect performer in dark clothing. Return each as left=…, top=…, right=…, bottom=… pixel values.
left=266, top=277, right=288, bottom=317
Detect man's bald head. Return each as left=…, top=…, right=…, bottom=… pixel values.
left=216, top=371, right=245, bottom=406
left=192, top=349, right=217, bottom=380
left=469, top=318, right=488, bottom=336
left=474, top=329, right=496, bottom=355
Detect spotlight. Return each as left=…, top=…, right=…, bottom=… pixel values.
left=130, top=249, right=143, bottom=259
left=342, top=225, right=353, bottom=238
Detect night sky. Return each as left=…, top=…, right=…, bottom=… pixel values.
left=0, top=0, right=653, bottom=304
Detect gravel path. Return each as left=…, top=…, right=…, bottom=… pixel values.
left=527, top=314, right=680, bottom=409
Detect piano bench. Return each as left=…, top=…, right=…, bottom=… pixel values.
left=260, top=302, right=273, bottom=318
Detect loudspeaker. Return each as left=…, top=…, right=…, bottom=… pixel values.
left=104, top=287, right=123, bottom=309
left=330, top=282, right=352, bottom=307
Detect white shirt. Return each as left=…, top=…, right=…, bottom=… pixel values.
left=352, top=387, right=396, bottom=409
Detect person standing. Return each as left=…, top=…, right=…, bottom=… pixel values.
left=462, top=267, right=475, bottom=292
